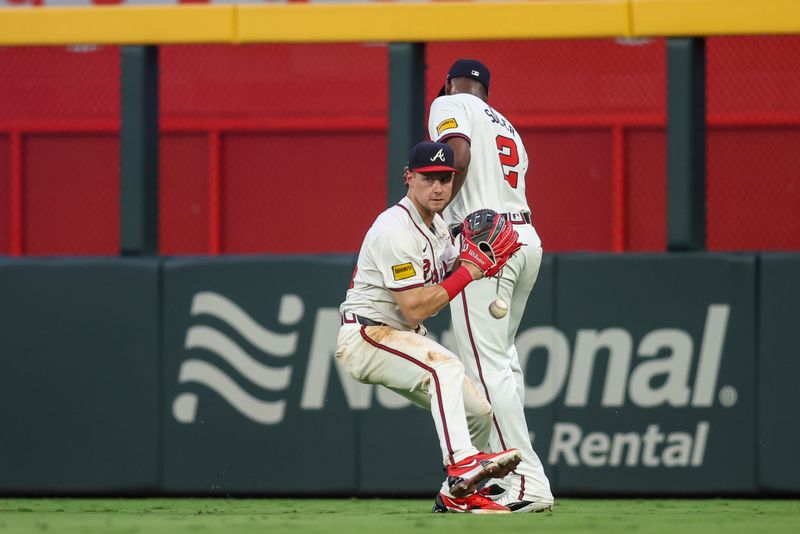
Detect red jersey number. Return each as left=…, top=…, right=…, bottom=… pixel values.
left=495, top=135, right=519, bottom=188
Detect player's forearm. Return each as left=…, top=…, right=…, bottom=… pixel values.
left=396, top=265, right=482, bottom=324
left=398, top=286, right=451, bottom=325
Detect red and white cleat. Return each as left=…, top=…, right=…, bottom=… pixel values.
left=446, top=449, right=522, bottom=498
left=432, top=492, right=512, bottom=514
left=476, top=483, right=507, bottom=501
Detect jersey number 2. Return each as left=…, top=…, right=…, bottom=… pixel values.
left=495, top=135, right=519, bottom=188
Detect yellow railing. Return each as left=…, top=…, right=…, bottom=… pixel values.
left=0, top=0, right=798, bottom=46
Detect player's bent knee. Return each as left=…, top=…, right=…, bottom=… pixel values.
left=427, top=351, right=464, bottom=376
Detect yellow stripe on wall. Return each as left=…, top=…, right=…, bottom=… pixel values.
left=0, top=6, right=234, bottom=46
left=632, top=0, right=800, bottom=36
left=237, top=1, right=631, bottom=43
left=0, top=1, right=799, bottom=46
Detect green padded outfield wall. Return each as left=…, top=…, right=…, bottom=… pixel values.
left=1, top=254, right=796, bottom=495
left=0, top=260, right=160, bottom=493
left=551, top=254, right=756, bottom=494
left=159, top=254, right=760, bottom=495
left=161, top=256, right=360, bottom=494
left=758, top=254, right=800, bottom=493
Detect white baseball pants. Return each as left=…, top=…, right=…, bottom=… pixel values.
left=336, top=323, right=493, bottom=466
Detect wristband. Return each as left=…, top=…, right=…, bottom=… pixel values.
left=440, top=266, right=474, bottom=301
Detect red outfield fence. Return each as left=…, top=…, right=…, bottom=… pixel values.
left=1, top=37, right=799, bottom=255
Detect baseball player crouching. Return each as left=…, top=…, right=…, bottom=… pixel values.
left=336, top=141, right=524, bottom=513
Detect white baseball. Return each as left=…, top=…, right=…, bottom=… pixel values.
left=489, top=298, right=508, bottom=319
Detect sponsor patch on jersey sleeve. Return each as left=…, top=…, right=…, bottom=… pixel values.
left=392, top=262, right=416, bottom=281
left=436, top=118, right=458, bottom=135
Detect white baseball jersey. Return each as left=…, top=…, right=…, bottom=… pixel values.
left=340, top=196, right=457, bottom=331
left=428, top=93, right=531, bottom=226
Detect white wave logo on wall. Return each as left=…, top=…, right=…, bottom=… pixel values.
left=172, top=291, right=303, bottom=425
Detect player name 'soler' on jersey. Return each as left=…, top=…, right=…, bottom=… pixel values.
left=428, top=92, right=532, bottom=227
left=340, top=197, right=457, bottom=331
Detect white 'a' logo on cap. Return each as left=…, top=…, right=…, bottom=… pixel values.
left=471, top=70, right=480, bottom=76
left=430, top=149, right=446, bottom=162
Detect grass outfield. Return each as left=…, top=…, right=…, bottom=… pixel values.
left=0, top=498, right=798, bottom=533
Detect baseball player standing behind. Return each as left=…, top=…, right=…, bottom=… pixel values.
left=336, top=141, right=524, bottom=514
left=428, top=59, right=555, bottom=513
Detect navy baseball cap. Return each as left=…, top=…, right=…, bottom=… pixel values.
left=407, top=141, right=458, bottom=173
left=437, top=59, right=491, bottom=97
